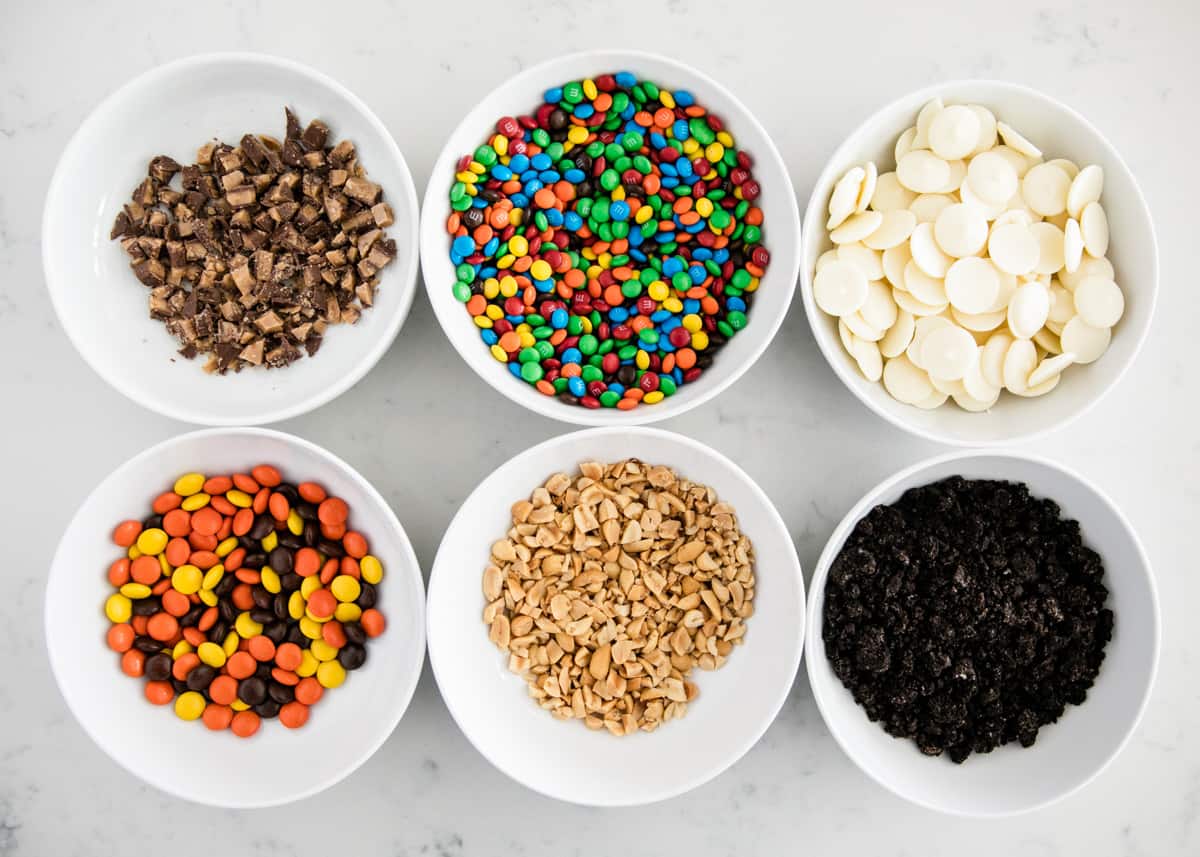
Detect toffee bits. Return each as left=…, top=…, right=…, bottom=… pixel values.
left=110, top=108, right=396, bottom=373
left=447, top=72, right=769, bottom=411
left=822, top=476, right=1112, bottom=763
left=483, top=459, right=755, bottom=736
left=104, top=465, right=388, bottom=737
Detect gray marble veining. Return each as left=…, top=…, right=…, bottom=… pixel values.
left=2, top=0, right=1197, bottom=854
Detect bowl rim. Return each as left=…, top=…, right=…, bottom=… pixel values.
left=798, top=77, right=1160, bottom=447
left=43, top=425, right=427, bottom=808
left=419, top=47, right=802, bottom=428
left=425, top=424, right=807, bottom=806
left=41, top=51, right=421, bottom=427
left=803, top=448, right=1162, bottom=817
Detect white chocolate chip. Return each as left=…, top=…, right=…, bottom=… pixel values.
left=980, top=330, right=1014, bottom=388
left=913, top=97, right=944, bottom=149
left=909, top=193, right=956, bottom=224
left=909, top=222, right=953, bottom=277
left=945, top=256, right=1001, bottom=314
left=1007, top=281, right=1051, bottom=339
left=882, top=242, right=912, bottom=288
left=828, top=166, right=865, bottom=230
left=856, top=161, right=878, bottom=213
left=851, top=336, right=883, bottom=382
left=1073, top=276, right=1125, bottom=328
left=879, top=310, right=915, bottom=358
left=863, top=209, right=917, bottom=250
left=897, top=150, right=952, bottom=193
left=934, top=203, right=989, bottom=257
left=870, top=172, right=918, bottom=212
left=907, top=315, right=952, bottom=368
left=814, top=260, right=869, bottom=316
left=883, top=353, right=934, bottom=404
left=922, top=324, right=978, bottom=381
left=1030, top=221, right=1066, bottom=274
left=1080, top=201, right=1109, bottom=257
left=893, top=286, right=948, bottom=317
left=894, top=127, right=918, bottom=163
left=1067, top=164, right=1104, bottom=219
left=903, top=259, right=949, bottom=306
left=997, top=121, right=1042, bottom=159
left=1002, top=338, right=1038, bottom=393
left=929, top=105, right=980, bottom=160
left=1028, top=351, right=1077, bottom=388
left=1063, top=218, right=1084, bottom=273
left=968, top=104, right=998, bottom=155
left=837, top=242, right=885, bottom=281
left=860, top=280, right=899, bottom=332
left=830, top=210, right=884, bottom=244
left=1022, top=163, right=1072, bottom=217
left=988, top=222, right=1040, bottom=275
left=1060, top=316, right=1112, bottom=363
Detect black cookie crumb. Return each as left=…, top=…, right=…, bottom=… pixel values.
left=822, top=475, right=1113, bottom=763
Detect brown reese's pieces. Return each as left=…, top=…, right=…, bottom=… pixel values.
left=110, top=108, right=396, bottom=373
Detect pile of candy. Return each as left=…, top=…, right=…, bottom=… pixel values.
left=103, top=465, right=386, bottom=737
left=446, top=72, right=769, bottom=410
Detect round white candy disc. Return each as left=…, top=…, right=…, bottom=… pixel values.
left=1080, top=201, right=1110, bottom=257
left=968, top=104, right=998, bottom=155
left=864, top=209, right=917, bottom=250
left=1022, top=163, right=1072, bottom=217
left=852, top=337, right=883, bottom=381
left=882, top=242, right=912, bottom=288
left=909, top=193, right=955, bottom=224
left=879, top=310, right=915, bottom=358
left=856, top=161, right=878, bottom=213
left=883, top=354, right=935, bottom=404
left=1060, top=316, right=1112, bottom=363
left=837, top=242, right=885, bottom=281
left=997, top=121, right=1043, bottom=159
left=828, top=166, right=865, bottom=230
left=1073, top=277, right=1125, bottom=328
left=860, top=280, right=899, bottom=331
left=934, top=203, right=989, bottom=257
left=913, top=97, right=944, bottom=149
left=1067, top=164, right=1104, bottom=219
left=1030, top=221, right=1066, bottom=274
left=980, top=331, right=1014, bottom=388
left=929, top=105, right=980, bottom=160
left=910, top=222, right=953, bottom=277
left=1063, top=218, right=1084, bottom=273
left=1028, top=351, right=1077, bottom=388
left=904, top=259, right=949, bottom=306
left=870, top=172, right=917, bottom=212
left=988, top=223, right=1040, bottom=275
left=1007, top=281, right=1051, bottom=339
left=897, top=150, right=952, bottom=194
left=813, top=259, right=869, bottom=316
left=1002, top=338, right=1038, bottom=393
left=966, top=150, right=1019, bottom=205
left=830, top=210, right=884, bottom=244
left=945, top=257, right=1001, bottom=314
left=921, top=324, right=978, bottom=381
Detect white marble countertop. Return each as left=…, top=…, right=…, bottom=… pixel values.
left=3, top=0, right=1197, bottom=853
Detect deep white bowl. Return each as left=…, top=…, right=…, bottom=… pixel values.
left=43, top=53, right=420, bottom=426
left=45, top=427, right=426, bottom=808
left=805, top=451, right=1159, bottom=816
left=426, top=427, right=805, bottom=805
left=800, top=80, right=1157, bottom=446
left=420, top=50, right=801, bottom=426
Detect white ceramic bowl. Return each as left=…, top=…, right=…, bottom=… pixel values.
left=43, top=53, right=420, bottom=425
left=45, top=427, right=426, bottom=807
left=805, top=451, right=1159, bottom=816
left=800, top=80, right=1157, bottom=446
left=426, top=427, right=805, bottom=805
left=420, top=50, right=801, bottom=426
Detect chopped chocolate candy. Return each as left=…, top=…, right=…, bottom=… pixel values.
left=822, top=476, right=1113, bottom=763
left=110, top=108, right=395, bottom=374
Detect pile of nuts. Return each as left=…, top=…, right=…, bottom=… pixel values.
left=482, top=459, right=755, bottom=736
left=110, top=108, right=396, bottom=373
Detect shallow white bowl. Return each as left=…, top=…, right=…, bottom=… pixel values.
left=805, top=451, right=1159, bottom=816
left=43, top=53, right=420, bottom=426
left=45, top=427, right=426, bottom=808
left=427, top=427, right=805, bottom=805
left=420, top=50, right=801, bottom=426
left=800, top=80, right=1157, bottom=446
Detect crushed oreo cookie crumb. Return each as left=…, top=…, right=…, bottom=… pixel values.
left=822, top=475, right=1113, bottom=763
